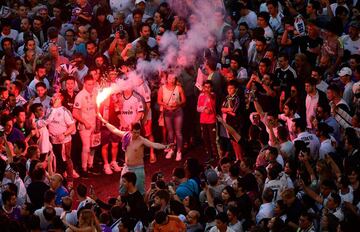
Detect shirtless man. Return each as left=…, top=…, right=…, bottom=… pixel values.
left=97, top=113, right=172, bottom=195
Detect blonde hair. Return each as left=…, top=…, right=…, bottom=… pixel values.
left=79, top=209, right=101, bottom=231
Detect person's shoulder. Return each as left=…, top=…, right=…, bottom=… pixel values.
left=198, top=92, right=205, bottom=98
left=34, top=207, right=43, bottom=215
left=209, top=226, right=218, bottom=232
left=76, top=89, right=86, bottom=97
left=132, top=91, right=143, bottom=101
left=58, top=186, right=69, bottom=196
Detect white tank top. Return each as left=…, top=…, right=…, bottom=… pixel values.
left=163, top=85, right=181, bottom=106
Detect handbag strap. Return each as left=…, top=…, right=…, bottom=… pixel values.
left=164, top=85, right=176, bottom=106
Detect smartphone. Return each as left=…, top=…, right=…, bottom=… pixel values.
left=150, top=182, right=156, bottom=189
left=223, top=47, right=229, bottom=54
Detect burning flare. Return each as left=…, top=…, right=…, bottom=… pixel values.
left=96, top=87, right=112, bottom=107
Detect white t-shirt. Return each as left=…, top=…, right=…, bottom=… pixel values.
left=61, top=210, right=78, bottom=226
left=228, top=220, right=243, bottom=232
left=317, top=81, right=329, bottom=93
left=341, top=35, right=360, bottom=55
left=264, top=172, right=293, bottom=202
left=77, top=196, right=95, bottom=211
left=339, top=186, right=354, bottom=204
left=76, top=65, right=89, bottom=85
left=280, top=140, right=295, bottom=158
left=135, top=81, right=152, bottom=120
left=269, top=12, right=284, bottom=34
left=109, top=0, right=134, bottom=16
left=237, top=10, right=258, bottom=29
left=35, top=119, right=52, bottom=153
left=118, top=92, right=144, bottom=127
left=343, top=81, right=354, bottom=106
left=131, top=37, right=157, bottom=50
left=0, top=30, right=19, bottom=50
left=264, top=26, right=274, bottom=44
left=294, top=131, right=320, bottom=159
left=40, top=106, right=75, bottom=144
left=256, top=202, right=274, bottom=224
left=35, top=206, right=63, bottom=231
left=319, top=139, right=336, bottom=160
left=73, top=88, right=97, bottom=131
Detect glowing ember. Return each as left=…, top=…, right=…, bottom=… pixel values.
left=96, top=87, right=112, bottom=107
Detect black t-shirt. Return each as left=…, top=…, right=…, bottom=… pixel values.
left=285, top=198, right=303, bottom=225
left=293, top=36, right=323, bottom=65
left=13, top=156, right=27, bottom=180
left=122, top=191, right=148, bottom=224
left=274, top=67, right=297, bottom=92
left=27, top=181, right=50, bottom=210
left=242, top=173, right=258, bottom=194
left=62, top=90, right=78, bottom=112
left=236, top=193, right=252, bottom=220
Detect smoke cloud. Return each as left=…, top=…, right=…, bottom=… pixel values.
left=99, top=0, right=226, bottom=100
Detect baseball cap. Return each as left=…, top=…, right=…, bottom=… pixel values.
left=135, top=0, right=146, bottom=5
left=205, top=169, right=218, bottom=185
left=353, top=81, right=360, bottom=94
left=36, top=4, right=48, bottom=13
left=338, top=67, right=352, bottom=77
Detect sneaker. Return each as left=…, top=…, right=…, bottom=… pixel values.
left=88, top=167, right=101, bottom=175
left=110, top=161, right=122, bottom=172
left=175, top=151, right=182, bottom=161
left=165, top=149, right=174, bottom=159
left=73, top=170, right=80, bottom=179
left=164, top=147, right=171, bottom=153
left=104, top=164, right=113, bottom=175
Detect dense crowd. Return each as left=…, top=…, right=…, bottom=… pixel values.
left=0, top=0, right=360, bottom=231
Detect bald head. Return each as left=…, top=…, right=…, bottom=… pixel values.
left=50, top=173, right=63, bottom=190
left=187, top=210, right=200, bottom=224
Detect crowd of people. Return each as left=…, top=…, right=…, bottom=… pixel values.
left=0, top=0, right=360, bottom=231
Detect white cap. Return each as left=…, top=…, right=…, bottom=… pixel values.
left=135, top=0, right=146, bottom=5
left=353, top=81, right=360, bottom=94
left=338, top=67, right=352, bottom=77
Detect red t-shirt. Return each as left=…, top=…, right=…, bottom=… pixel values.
left=197, top=92, right=216, bottom=124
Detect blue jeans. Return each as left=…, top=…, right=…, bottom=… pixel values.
left=164, top=108, right=183, bottom=152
